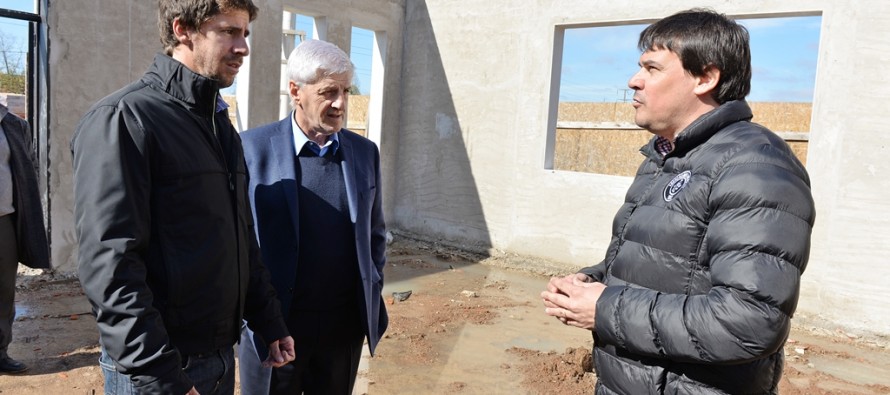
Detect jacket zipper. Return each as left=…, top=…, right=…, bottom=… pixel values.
left=207, top=101, right=243, bottom=343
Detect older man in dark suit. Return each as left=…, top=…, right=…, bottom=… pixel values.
left=0, top=102, right=50, bottom=374
left=238, top=39, right=388, bottom=394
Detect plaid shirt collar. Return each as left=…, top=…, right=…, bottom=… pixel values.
left=655, top=136, right=674, bottom=157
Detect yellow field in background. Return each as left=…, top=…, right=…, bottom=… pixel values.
left=556, top=101, right=811, bottom=175
left=558, top=101, right=811, bottom=132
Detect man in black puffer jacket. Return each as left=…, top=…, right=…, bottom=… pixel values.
left=542, top=9, right=815, bottom=394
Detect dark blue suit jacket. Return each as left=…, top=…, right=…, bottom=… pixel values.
left=1, top=108, right=50, bottom=269
left=240, top=117, right=388, bottom=358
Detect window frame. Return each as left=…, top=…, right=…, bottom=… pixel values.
left=1, top=2, right=49, bottom=211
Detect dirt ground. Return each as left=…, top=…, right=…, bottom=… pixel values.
left=2, top=237, right=889, bottom=394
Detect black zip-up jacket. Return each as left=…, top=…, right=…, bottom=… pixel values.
left=581, top=101, right=815, bottom=394
left=72, top=54, right=288, bottom=394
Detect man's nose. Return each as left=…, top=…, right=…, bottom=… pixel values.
left=628, top=71, right=643, bottom=90
left=234, top=36, right=249, bottom=56
left=332, top=92, right=347, bottom=108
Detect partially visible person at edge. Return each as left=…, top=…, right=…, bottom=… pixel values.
left=541, top=8, right=815, bottom=394
left=237, top=39, right=388, bottom=395
left=0, top=102, right=51, bottom=375
left=71, top=1, right=294, bottom=393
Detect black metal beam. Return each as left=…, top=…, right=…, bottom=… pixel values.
left=0, top=8, right=41, bottom=22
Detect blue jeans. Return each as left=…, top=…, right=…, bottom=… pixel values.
left=99, top=347, right=235, bottom=395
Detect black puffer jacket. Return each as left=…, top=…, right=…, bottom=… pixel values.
left=580, top=100, right=815, bottom=394
left=72, top=54, right=287, bottom=394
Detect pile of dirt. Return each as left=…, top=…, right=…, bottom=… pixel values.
left=507, top=346, right=596, bottom=394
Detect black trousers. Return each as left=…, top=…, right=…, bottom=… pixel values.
left=270, top=308, right=365, bottom=395
left=0, top=215, right=19, bottom=358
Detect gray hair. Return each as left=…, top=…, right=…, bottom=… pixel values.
left=287, top=39, right=354, bottom=86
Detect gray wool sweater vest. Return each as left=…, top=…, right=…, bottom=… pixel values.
left=291, top=146, right=360, bottom=312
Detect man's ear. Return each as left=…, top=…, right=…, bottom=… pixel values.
left=172, top=17, right=192, bottom=46
left=289, top=80, right=301, bottom=107
left=693, top=65, right=720, bottom=97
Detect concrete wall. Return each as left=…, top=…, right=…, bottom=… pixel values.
left=43, top=0, right=890, bottom=336
left=395, top=0, right=890, bottom=336
left=44, top=0, right=404, bottom=273
left=46, top=0, right=159, bottom=274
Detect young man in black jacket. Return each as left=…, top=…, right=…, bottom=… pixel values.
left=542, top=9, right=815, bottom=394
left=72, top=1, right=294, bottom=393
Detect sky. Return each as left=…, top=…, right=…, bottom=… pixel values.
left=0, top=0, right=34, bottom=74
left=2, top=2, right=818, bottom=102
left=560, top=15, right=822, bottom=103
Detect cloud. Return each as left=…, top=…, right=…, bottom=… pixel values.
left=738, top=18, right=788, bottom=31
left=807, top=40, right=821, bottom=52
left=564, top=24, right=647, bottom=53
left=557, top=16, right=821, bottom=103
left=749, top=65, right=816, bottom=102
left=755, top=87, right=814, bottom=103
left=559, top=82, right=630, bottom=102
left=739, top=15, right=822, bottom=34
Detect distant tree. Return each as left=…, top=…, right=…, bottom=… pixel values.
left=0, top=74, right=26, bottom=94
left=0, top=31, right=25, bottom=74
left=349, top=74, right=364, bottom=95
left=0, top=31, right=26, bottom=94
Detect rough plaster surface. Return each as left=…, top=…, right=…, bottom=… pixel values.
left=47, top=0, right=157, bottom=274
left=42, top=0, right=890, bottom=335
left=395, top=0, right=890, bottom=336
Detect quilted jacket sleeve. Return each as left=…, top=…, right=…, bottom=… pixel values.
left=594, top=142, right=815, bottom=364
left=579, top=261, right=607, bottom=282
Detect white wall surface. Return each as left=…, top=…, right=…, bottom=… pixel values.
left=394, top=0, right=890, bottom=336
left=43, top=0, right=890, bottom=337
left=46, top=0, right=158, bottom=274
left=44, top=0, right=404, bottom=274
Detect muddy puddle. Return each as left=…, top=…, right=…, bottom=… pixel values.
left=369, top=250, right=594, bottom=394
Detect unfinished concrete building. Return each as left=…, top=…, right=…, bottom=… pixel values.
left=7, top=0, right=888, bottom=340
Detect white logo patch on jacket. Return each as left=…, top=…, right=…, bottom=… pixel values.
left=663, top=170, right=692, bottom=202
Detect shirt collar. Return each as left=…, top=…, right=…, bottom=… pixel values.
left=654, top=136, right=673, bottom=158
left=0, top=104, right=8, bottom=120
left=291, top=111, right=340, bottom=157
left=215, top=94, right=228, bottom=113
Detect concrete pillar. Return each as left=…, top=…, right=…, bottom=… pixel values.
left=46, top=0, right=157, bottom=273
left=322, top=17, right=353, bottom=55
left=239, top=0, right=284, bottom=129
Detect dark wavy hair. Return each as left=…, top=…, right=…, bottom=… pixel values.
left=158, top=0, right=259, bottom=55
left=638, top=8, right=751, bottom=103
